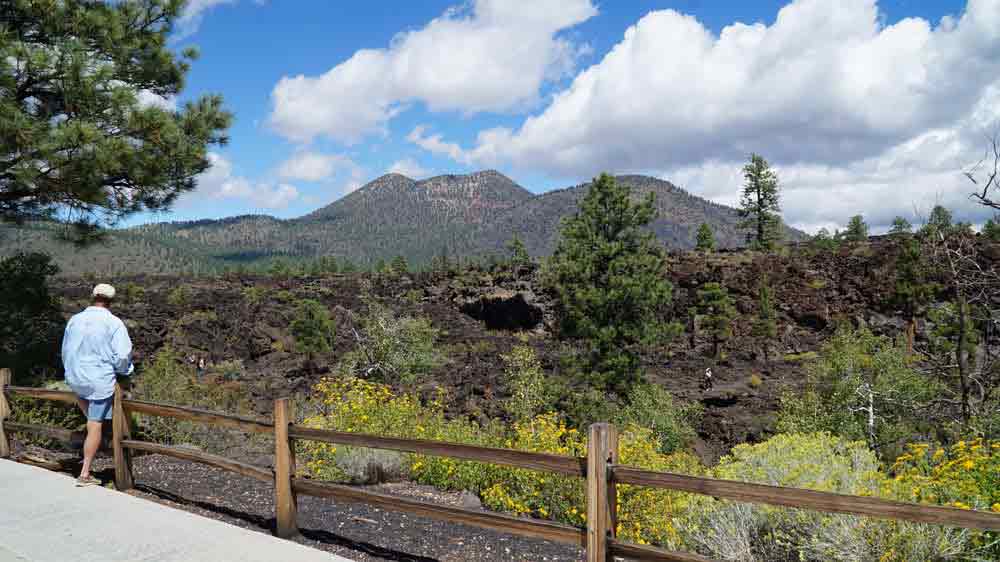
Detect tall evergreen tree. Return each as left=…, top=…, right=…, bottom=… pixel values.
left=546, top=173, right=675, bottom=394
left=507, top=234, right=530, bottom=268
left=738, top=153, right=782, bottom=251
left=390, top=255, right=409, bottom=275
left=1, top=0, right=232, bottom=242
left=984, top=217, right=1000, bottom=241
left=697, top=282, right=736, bottom=361
left=752, top=275, right=778, bottom=363
left=922, top=205, right=954, bottom=237
left=893, top=238, right=935, bottom=353
left=845, top=214, right=869, bottom=242
left=695, top=222, right=716, bottom=252
left=888, top=216, right=913, bottom=237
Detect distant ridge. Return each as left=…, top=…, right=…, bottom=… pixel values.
left=0, top=170, right=807, bottom=275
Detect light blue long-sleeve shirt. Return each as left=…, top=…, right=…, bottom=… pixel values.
left=62, top=306, right=133, bottom=401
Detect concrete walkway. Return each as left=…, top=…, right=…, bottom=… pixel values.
left=0, top=459, right=351, bottom=562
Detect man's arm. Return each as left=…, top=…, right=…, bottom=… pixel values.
left=110, top=321, right=134, bottom=376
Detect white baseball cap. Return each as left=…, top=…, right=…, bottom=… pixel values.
left=93, top=284, right=116, bottom=299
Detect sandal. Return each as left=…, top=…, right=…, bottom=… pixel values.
left=76, top=475, right=101, bottom=487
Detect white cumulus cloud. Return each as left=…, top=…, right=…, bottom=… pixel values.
left=387, top=158, right=431, bottom=179
left=268, top=0, right=598, bottom=143
left=186, top=153, right=300, bottom=210
left=420, top=0, right=1000, bottom=231
left=277, top=151, right=352, bottom=182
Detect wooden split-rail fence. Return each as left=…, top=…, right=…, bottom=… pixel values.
left=3, top=367, right=1000, bottom=562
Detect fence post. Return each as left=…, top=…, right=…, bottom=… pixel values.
left=0, top=368, right=11, bottom=458
left=274, top=398, right=299, bottom=538
left=112, top=382, right=134, bottom=490
left=587, top=422, right=619, bottom=562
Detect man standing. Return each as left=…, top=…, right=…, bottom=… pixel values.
left=62, top=284, right=133, bottom=486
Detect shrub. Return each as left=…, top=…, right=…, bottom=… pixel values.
left=891, top=438, right=1000, bottom=558
left=806, top=278, right=828, bottom=289
left=131, top=347, right=263, bottom=455
left=782, top=351, right=819, bottom=362
left=121, top=282, right=145, bottom=305
left=166, top=286, right=191, bottom=307
left=0, top=252, right=63, bottom=384
left=242, top=286, right=264, bottom=307
left=299, top=377, right=706, bottom=547
left=347, top=295, right=441, bottom=386
left=289, top=299, right=335, bottom=357
left=777, top=327, right=941, bottom=458
left=10, top=380, right=86, bottom=448
left=501, top=345, right=551, bottom=422
left=680, top=433, right=971, bottom=561
left=616, top=383, right=700, bottom=454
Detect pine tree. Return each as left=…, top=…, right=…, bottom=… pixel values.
left=738, top=153, right=782, bottom=251
left=546, top=173, right=676, bottom=394
left=922, top=205, right=954, bottom=237
left=289, top=299, right=336, bottom=369
left=1, top=0, right=232, bottom=242
left=752, top=276, right=778, bottom=363
left=845, top=214, right=869, bottom=242
left=507, top=234, right=530, bottom=268
left=695, top=222, right=716, bottom=252
left=697, top=282, right=736, bottom=361
left=893, top=238, right=936, bottom=353
left=390, top=255, right=409, bottom=275
left=984, top=217, right=1000, bottom=241
left=889, top=216, right=912, bottom=237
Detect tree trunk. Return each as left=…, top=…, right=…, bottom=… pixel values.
left=957, top=298, right=971, bottom=424
left=866, top=384, right=877, bottom=454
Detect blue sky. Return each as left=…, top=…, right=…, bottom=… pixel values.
left=149, top=0, right=998, bottom=233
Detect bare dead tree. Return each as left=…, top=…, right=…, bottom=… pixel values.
left=923, top=225, right=1000, bottom=429
left=965, top=133, right=1000, bottom=211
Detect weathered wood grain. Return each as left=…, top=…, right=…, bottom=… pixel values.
left=611, top=465, right=1000, bottom=531
left=289, top=425, right=585, bottom=476
left=608, top=539, right=717, bottom=562
left=274, top=398, right=298, bottom=538
left=123, top=399, right=272, bottom=434
left=112, top=384, right=134, bottom=490
left=121, top=439, right=273, bottom=482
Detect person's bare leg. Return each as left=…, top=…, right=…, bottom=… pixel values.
left=79, top=420, right=102, bottom=480
left=76, top=398, right=88, bottom=417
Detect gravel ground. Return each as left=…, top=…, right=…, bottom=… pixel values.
left=13, top=443, right=583, bottom=562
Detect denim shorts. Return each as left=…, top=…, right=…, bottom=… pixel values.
left=85, top=397, right=113, bottom=421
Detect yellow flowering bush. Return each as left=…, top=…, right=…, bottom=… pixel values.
left=891, top=438, right=1000, bottom=558
left=299, top=377, right=705, bottom=547
left=679, top=433, right=973, bottom=561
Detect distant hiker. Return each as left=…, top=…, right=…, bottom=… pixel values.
left=701, top=367, right=714, bottom=392
left=197, top=357, right=206, bottom=379
left=62, top=284, right=134, bottom=487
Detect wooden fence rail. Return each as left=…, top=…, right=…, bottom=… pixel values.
left=4, top=376, right=1000, bottom=562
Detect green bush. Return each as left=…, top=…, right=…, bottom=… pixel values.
left=777, top=327, right=941, bottom=458
left=680, top=433, right=971, bottom=561
left=10, top=380, right=86, bottom=448
left=347, top=295, right=441, bottom=386
left=289, top=299, right=335, bottom=357
left=131, top=347, right=263, bottom=455
left=501, top=345, right=552, bottom=422
left=299, top=377, right=705, bottom=547
left=0, top=252, right=63, bottom=384
left=616, top=383, right=700, bottom=454
left=166, top=286, right=191, bottom=307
